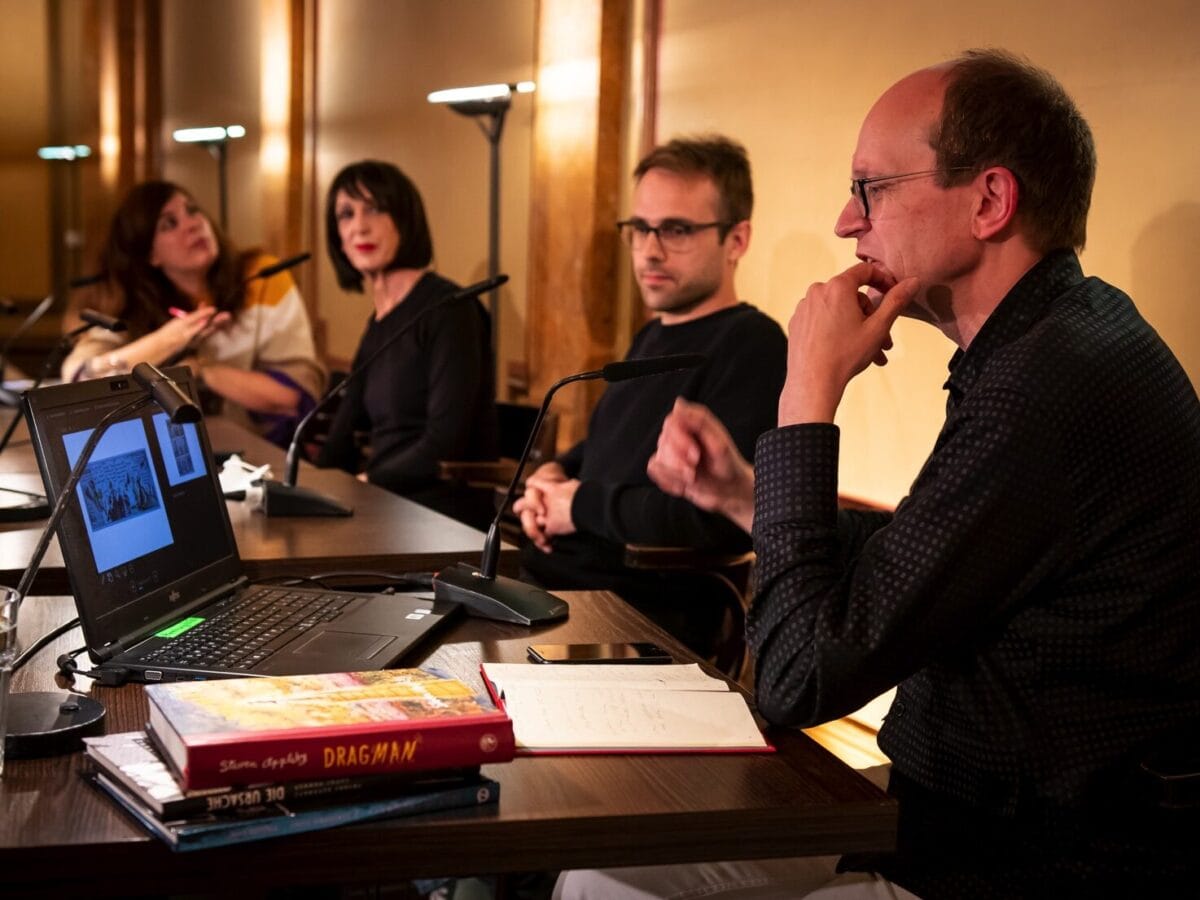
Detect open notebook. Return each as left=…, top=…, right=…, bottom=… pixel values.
left=481, top=662, right=772, bottom=754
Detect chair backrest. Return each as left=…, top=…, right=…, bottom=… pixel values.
left=496, top=401, right=558, bottom=467
left=622, top=544, right=756, bottom=683
left=302, top=368, right=350, bottom=460
left=437, top=402, right=561, bottom=534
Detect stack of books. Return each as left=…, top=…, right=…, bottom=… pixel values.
left=85, top=668, right=514, bottom=851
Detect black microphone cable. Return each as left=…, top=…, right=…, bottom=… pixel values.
left=9, top=615, right=81, bottom=673
left=2, top=616, right=112, bottom=686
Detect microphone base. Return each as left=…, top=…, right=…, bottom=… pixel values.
left=3, top=691, right=106, bottom=758
left=262, top=481, right=353, bottom=517
left=433, top=562, right=569, bottom=626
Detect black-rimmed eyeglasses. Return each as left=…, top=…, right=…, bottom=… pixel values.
left=616, top=218, right=730, bottom=252
left=850, top=167, right=974, bottom=219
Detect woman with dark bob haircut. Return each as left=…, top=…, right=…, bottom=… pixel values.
left=315, top=160, right=497, bottom=516
left=63, top=181, right=324, bottom=446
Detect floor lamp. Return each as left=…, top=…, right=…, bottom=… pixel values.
left=171, top=125, right=246, bottom=233
left=427, top=81, right=534, bottom=370
left=36, top=143, right=91, bottom=299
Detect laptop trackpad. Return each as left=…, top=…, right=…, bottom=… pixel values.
left=289, top=629, right=395, bottom=659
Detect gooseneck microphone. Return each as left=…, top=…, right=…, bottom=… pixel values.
left=78, top=309, right=126, bottom=332
left=0, top=274, right=102, bottom=393
left=0, top=308, right=129, bottom=460
left=433, top=352, right=707, bottom=626
left=250, top=252, right=312, bottom=281
left=264, top=273, right=509, bottom=517
left=67, top=273, right=106, bottom=289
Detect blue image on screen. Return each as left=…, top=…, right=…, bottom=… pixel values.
left=151, top=413, right=206, bottom=486
left=64, top=418, right=174, bottom=574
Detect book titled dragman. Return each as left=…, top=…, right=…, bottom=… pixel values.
left=145, top=668, right=515, bottom=790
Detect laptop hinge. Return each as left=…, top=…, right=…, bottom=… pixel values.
left=104, top=576, right=251, bottom=658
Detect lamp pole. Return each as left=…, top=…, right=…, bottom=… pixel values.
left=484, top=104, right=508, bottom=359
left=172, top=126, right=244, bottom=234
left=207, top=140, right=230, bottom=233
left=428, top=83, right=532, bottom=384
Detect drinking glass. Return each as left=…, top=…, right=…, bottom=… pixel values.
left=0, top=586, right=19, bottom=777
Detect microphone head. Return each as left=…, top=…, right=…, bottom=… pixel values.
left=79, top=309, right=127, bottom=332
left=451, top=273, right=508, bottom=300
left=251, top=252, right=312, bottom=281
left=600, top=353, right=707, bottom=383
left=69, top=273, right=106, bottom=290
left=131, top=362, right=202, bottom=424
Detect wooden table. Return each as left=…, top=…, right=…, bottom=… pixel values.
left=0, top=413, right=517, bottom=593
left=0, top=592, right=897, bottom=896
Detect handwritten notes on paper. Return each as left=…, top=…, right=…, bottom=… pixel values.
left=480, top=663, right=770, bottom=753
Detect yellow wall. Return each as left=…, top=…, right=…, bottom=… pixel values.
left=0, top=0, right=50, bottom=299
left=153, top=0, right=537, bottom=376
left=656, top=0, right=1200, bottom=504
left=162, top=0, right=265, bottom=243
left=26, top=0, right=1196, bottom=498
left=314, top=0, right=536, bottom=369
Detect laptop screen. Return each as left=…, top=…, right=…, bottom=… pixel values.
left=24, top=368, right=244, bottom=657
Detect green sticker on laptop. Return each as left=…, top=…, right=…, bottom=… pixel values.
left=155, top=617, right=205, bottom=638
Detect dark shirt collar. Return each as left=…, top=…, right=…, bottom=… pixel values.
left=944, top=249, right=1084, bottom=405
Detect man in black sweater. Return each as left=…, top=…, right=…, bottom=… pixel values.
left=514, top=136, right=786, bottom=655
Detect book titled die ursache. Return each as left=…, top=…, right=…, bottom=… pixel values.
left=145, top=668, right=515, bottom=791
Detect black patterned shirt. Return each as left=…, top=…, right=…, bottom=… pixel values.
left=749, top=251, right=1200, bottom=896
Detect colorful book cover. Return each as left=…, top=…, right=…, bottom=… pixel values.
left=89, top=770, right=500, bottom=851
left=145, top=668, right=514, bottom=790
left=84, top=731, right=480, bottom=820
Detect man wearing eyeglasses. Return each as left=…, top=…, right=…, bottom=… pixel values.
left=514, top=135, right=786, bottom=657
left=560, top=51, right=1199, bottom=898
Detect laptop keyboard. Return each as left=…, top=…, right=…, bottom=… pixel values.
left=138, top=587, right=358, bottom=670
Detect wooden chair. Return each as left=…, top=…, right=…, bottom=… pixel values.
left=437, top=402, right=560, bottom=536
left=622, top=544, right=756, bottom=682
left=300, top=369, right=353, bottom=462
left=623, top=493, right=893, bottom=682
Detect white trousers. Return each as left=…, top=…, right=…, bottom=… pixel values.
left=553, top=856, right=920, bottom=900
left=553, top=767, right=914, bottom=900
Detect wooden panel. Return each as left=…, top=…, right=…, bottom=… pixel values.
left=258, top=0, right=311, bottom=273
left=525, top=0, right=630, bottom=446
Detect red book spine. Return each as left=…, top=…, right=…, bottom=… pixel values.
left=178, top=717, right=514, bottom=790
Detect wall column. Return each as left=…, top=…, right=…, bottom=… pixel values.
left=524, top=0, right=631, bottom=446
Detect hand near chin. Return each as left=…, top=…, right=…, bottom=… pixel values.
left=779, top=261, right=919, bottom=425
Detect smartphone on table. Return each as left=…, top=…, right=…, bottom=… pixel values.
left=527, top=642, right=673, bottom=664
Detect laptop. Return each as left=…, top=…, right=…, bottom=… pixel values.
left=23, top=367, right=459, bottom=685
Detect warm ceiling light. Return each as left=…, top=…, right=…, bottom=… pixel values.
left=172, top=125, right=246, bottom=143
left=37, top=145, right=92, bottom=161
left=427, top=83, right=514, bottom=105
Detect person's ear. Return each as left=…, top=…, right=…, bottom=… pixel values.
left=724, top=220, right=751, bottom=263
left=971, top=166, right=1019, bottom=240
